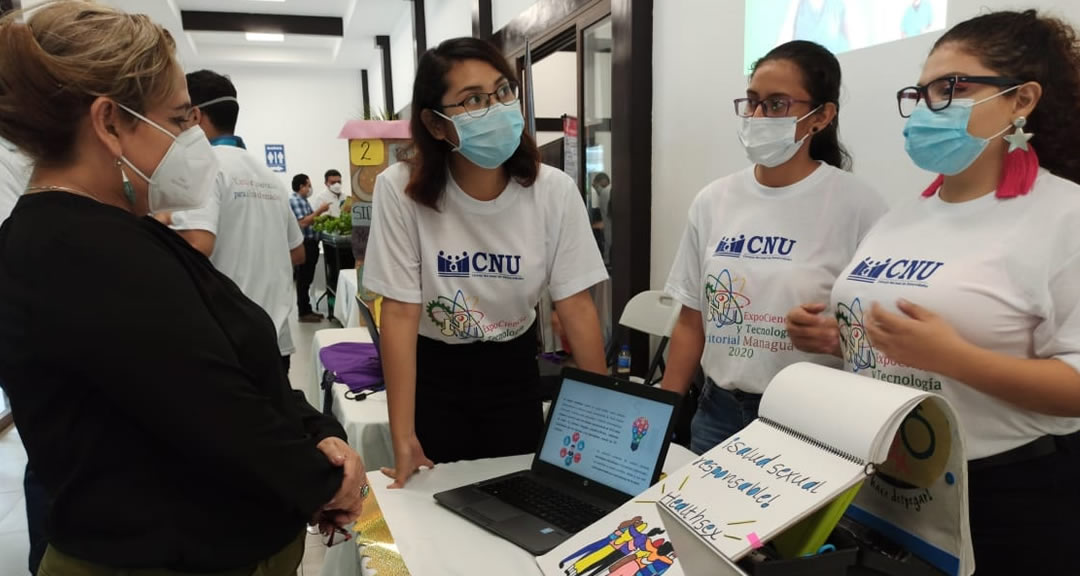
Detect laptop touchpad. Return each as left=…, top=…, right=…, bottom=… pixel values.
left=465, top=498, right=522, bottom=524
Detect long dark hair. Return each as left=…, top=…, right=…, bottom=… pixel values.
left=752, top=40, right=851, bottom=170
left=406, top=37, right=540, bottom=210
left=934, top=10, right=1080, bottom=186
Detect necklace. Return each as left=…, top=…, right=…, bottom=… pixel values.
left=25, top=185, right=103, bottom=203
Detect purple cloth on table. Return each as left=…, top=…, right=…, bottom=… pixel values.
left=319, top=342, right=382, bottom=392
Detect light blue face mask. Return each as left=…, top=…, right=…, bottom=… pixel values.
left=435, top=103, right=525, bottom=169
left=902, top=86, right=1017, bottom=175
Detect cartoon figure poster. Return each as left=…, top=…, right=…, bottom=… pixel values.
left=537, top=486, right=685, bottom=576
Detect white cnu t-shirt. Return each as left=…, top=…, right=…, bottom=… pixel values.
left=831, top=169, right=1080, bottom=459
left=363, top=162, right=607, bottom=344
left=171, top=145, right=304, bottom=356
left=666, top=163, right=886, bottom=394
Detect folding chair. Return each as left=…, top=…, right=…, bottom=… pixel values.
left=606, top=290, right=682, bottom=386
left=355, top=296, right=380, bottom=354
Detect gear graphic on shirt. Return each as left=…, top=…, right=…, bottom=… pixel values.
left=426, top=290, right=485, bottom=340
left=836, top=298, right=876, bottom=373
left=704, top=268, right=750, bottom=328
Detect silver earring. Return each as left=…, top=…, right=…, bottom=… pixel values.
left=1004, top=115, right=1034, bottom=153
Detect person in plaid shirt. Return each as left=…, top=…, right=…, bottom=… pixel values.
left=291, top=174, right=328, bottom=322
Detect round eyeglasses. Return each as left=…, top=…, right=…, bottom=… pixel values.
left=441, top=82, right=520, bottom=118
left=896, top=75, right=1023, bottom=118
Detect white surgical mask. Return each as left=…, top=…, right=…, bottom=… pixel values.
left=117, top=103, right=217, bottom=213
left=737, top=106, right=821, bottom=168
left=329, top=182, right=343, bottom=195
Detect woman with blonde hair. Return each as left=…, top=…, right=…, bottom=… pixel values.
left=0, top=2, right=367, bottom=573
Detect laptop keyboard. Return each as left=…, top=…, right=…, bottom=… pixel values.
left=478, top=475, right=610, bottom=533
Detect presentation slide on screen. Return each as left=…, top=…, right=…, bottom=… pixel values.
left=745, top=0, right=947, bottom=71
left=539, top=379, right=674, bottom=497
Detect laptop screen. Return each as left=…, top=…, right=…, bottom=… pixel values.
left=537, top=377, right=675, bottom=496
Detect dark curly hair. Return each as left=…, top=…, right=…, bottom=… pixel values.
left=405, top=37, right=539, bottom=210
left=934, top=10, right=1080, bottom=185
left=752, top=40, right=851, bottom=171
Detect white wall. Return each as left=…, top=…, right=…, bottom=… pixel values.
left=208, top=65, right=361, bottom=192
left=532, top=51, right=578, bottom=146
left=391, top=10, right=416, bottom=115
left=427, top=0, right=474, bottom=47
left=367, top=56, right=387, bottom=118
left=650, top=0, right=1080, bottom=291
left=493, top=0, right=540, bottom=32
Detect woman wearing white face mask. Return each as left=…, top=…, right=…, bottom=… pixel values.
left=661, top=40, right=887, bottom=455
left=0, top=3, right=368, bottom=574
left=364, top=37, right=607, bottom=488
left=792, top=11, right=1080, bottom=574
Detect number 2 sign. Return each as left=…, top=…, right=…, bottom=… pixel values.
left=349, top=139, right=385, bottom=166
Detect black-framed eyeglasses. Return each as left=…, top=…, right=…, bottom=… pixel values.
left=441, top=82, right=520, bottom=118
left=322, top=525, right=353, bottom=547
left=896, top=75, right=1024, bottom=117
left=733, top=96, right=815, bottom=118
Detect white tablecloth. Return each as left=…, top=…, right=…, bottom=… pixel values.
left=333, top=270, right=361, bottom=328
left=330, top=384, right=392, bottom=471
left=306, top=327, right=372, bottom=409
left=320, top=445, right=696, bottom=576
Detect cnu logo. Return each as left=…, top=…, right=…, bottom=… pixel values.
left=437, top=250, right=523, bottom=279
left=713, top=234, right=797, bottom=260
left=847, top=256, right=944, bottom=287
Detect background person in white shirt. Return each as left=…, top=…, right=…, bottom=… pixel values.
left=0, top=136, right=27, bottom=223
left=311, top=169, right=344, bottom=218
left=171, top=69, right=306, bottom=372
left=661, top=40, right=886, bottom=455
left=789, top=11, right=1080, bottom=574
left=364, top=37, right=607, bottom=488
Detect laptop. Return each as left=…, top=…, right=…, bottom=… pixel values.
left=434, top=367, right=680, bottom=555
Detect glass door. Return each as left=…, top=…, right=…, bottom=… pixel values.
left=582, top=15, right=614, bottom=349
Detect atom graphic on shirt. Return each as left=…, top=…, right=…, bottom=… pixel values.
left=704, top=269, right=750, bottom=328
left=426, top=290, right=486, bottom=340
left=836, top=298, right=876, bottom=372
left=560, top=432, right=585, bottom=467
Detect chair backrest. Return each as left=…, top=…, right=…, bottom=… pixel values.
left=618, top=290, right=682, bottom=338
left=356, top=297, right=380, bottom=354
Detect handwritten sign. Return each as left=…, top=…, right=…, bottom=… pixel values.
left=654, top=419, right=866, bottom=560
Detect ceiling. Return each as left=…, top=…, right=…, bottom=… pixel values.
left=83, top=0, right=412, bottom=70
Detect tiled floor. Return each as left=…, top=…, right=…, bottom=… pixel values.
left=0, top=302, right=338, bottom=576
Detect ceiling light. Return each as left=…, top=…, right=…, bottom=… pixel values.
left=245, top=32, right=285, bottom=42
left=249, top=0, right=286, bottom=3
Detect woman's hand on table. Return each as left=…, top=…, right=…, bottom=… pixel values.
left=316, top=437, right=369, bottom=527
left=381, top=433, right=434, bottom=489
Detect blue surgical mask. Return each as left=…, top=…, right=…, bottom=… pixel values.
left=902, top=87, right=1017, bottom=175
left=435, top=103, right=525, bottom=169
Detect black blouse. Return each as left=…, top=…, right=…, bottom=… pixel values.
left=0, top=192, right=345, bottom=571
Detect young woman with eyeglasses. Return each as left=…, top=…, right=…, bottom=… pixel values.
left=789, top=10, right=1080, bottom=574
left=661, top=40, right=886, bottom=455
left=364, top=38, right=607, bottom=487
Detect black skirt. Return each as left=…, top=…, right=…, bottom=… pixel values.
left=415, top=322, right=544, bottom=463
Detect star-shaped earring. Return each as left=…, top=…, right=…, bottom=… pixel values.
left=1004, top=115, right=1033, bottom=153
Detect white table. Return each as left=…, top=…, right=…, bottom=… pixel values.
left=333, top=270, right=361, bottom=328
left=330, top=385, right=392, bottom=471
left=306, top=327, right=372, bottom=409
left=320, top=445, right=696, bottom=576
